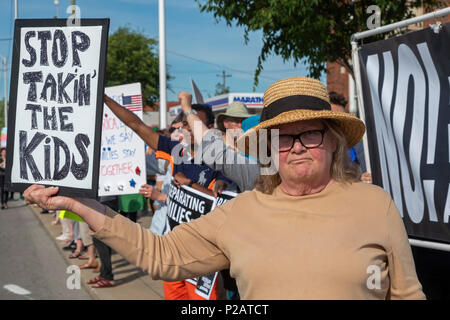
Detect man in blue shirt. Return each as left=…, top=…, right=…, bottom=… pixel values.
left=104, top=95, right=229, bottom=300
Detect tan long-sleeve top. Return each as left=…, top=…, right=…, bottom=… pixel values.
left=94, top=181, right=425, bottom=300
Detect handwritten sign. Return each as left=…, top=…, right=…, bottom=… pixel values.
left=6, top=19, right=109, bottom=197
left=98, top=83, right=147, bottom=196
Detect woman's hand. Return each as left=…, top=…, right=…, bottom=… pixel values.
left=139, top=184, right=155, bottom=199
left=24, top=185, right=74, bottom=211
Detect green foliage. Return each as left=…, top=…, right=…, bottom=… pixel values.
left=0, top=100, right=5, bottom=129
left=196, top=0, right=445, bottom=87
left=106, top=26, right=172, bottom=106
left=215, top=82, right=230, bottom=95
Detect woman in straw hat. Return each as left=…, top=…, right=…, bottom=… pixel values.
left=23, top=77, right=424, bottom=299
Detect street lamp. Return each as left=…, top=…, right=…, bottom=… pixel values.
left=0, top=54, right=7, bottom=128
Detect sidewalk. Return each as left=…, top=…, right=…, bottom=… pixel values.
left=28, top=202, right=164, bottom=300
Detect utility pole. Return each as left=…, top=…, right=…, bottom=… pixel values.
left=54, top=0, right=59, bottom=18
left=216, top=70, right=231, bottom=94
left=14, top=0, right=18, bottom=19
left=0, top=54, right=7, bottom=127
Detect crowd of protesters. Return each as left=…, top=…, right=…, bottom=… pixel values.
left=22, top=76, right=425, bottom=300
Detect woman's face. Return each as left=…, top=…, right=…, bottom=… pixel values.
left=0, top=149, right=5, bottom=159
left=275, top=119, right=336, bottom=186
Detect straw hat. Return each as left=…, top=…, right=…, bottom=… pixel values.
left=236, top=77, right=365, bottom=157
left=216, top=101, right=252, bottom=132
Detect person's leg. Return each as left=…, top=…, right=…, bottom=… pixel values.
left=56, top=217, right=72, bottom=241
left=163, top=281, right=189, bottom=300
left=79, top=222, right=97, bottom=268
left=92, top=237, right=114, bottom=281
left=0, top=175, right=7, bottom=208
left=69, top=221, right=83, bottom=258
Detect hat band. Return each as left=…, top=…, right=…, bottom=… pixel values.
left=260, top=95, right=331, bottom=122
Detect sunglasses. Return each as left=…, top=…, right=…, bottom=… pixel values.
left=169, top=127, right=183, bottom=134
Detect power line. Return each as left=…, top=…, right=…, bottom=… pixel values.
left=166, top=49, right=278, bottom=82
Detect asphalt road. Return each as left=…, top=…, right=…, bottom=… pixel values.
left=0, top=200, right=91, bottom=300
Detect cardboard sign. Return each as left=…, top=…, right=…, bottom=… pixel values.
left=5, top=19, right=109, bottom=198
left=98, top=83, right=147, bottom=196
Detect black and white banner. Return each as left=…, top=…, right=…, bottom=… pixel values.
left=165, top=181, right=236, bottom=299
left=359, top=23, right=450, bottom=243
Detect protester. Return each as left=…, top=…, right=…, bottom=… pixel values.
left=118, top=194, right=142, bottom=223
left=55, top=216, right=72, bottom=241
left=24, top=77, right=425, bottom=299
left=0, top=148, right=8, bottom=209
left=88, top=196, right=118, bottom=288
left=78, top=221, right=99, bottom=270
left=68, top=220, right=84, bottom=259
left=179, top=93, right=260, bottom=193
left=328, top=91, right=372, bottom=183
left=215, top=101, right=251, bottom=148
left=101, top=96, right=230, bottom=300
left=139, top=120, right=182, bottom=236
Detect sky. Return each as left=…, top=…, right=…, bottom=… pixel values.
left=0, top=0, right=324, bottom=103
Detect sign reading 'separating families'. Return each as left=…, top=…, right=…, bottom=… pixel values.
left=6, top=19, right=109, bottom=198
left=165, top=181, right=236, bottom=299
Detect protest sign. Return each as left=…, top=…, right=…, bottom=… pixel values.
left=98, top=83, right=146, bottom=196
left=212, top=190, right=238, bottom=209
left=166, top=180, right=216, bottom=231
left=358, top=23, right=450, bottom=243
left=5, top=19, right=109, bottom=198
left=165, top=180, right=237, bottom=299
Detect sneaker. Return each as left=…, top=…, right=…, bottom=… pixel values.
left=56, top=234, right=71, bottom=241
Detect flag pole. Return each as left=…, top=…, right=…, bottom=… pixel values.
left=158, top=0, right=167, bottom=129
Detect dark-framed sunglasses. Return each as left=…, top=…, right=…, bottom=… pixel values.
left=169, top=126, right=183, bottom=134
left=277, top=128, right=327, bottom=152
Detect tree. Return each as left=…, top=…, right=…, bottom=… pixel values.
left=0, top=100, right=5, bottom=129
left=106, top=26, right=172, bottom=106
left=196, top=0, right=445, bottom=87
left=215, top=82, right=230, bottom=95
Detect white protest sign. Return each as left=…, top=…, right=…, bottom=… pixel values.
left=6, top=19, right=109, bottom=197
left=98, top=83, right=147, bottom=196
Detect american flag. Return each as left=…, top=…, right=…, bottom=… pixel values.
left=122, top=94, right=142, bottom=112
